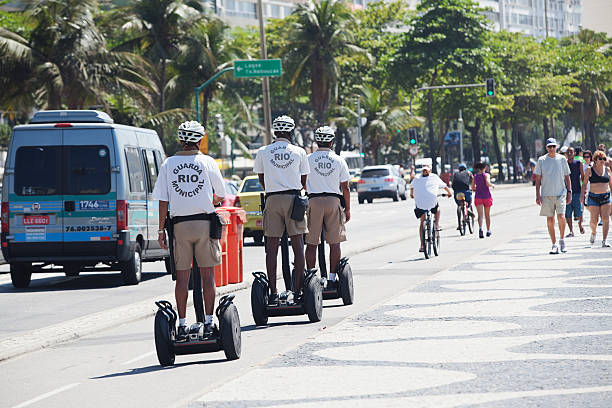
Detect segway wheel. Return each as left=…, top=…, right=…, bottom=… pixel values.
left=338, top=262, right=355, bottom=306
left=154, top=309, right=175, bottom=366
left=219, top=303, right=241, bottom=360
left=304, top=273, right=323, bottom=322
left=251, top=277, right=269, bottom=326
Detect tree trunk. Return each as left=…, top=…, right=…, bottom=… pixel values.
left=491, top=119, right=504, bottom=181
left=517, top=129, right=531, bottom=170
left=438, top=120, right=448, bottom=172
left=542, top=117, right=550, bottom=140
left=588, top=121, right=596, bottom=149
left=467, top=118, right=482, bottom=164
left=158, top=59, right=167, bottom=150
left=511, top=119, right=518, bottom=183
left=311, top=58, right=329, bottom=122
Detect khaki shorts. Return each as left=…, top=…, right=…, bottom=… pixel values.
left=540, top=195, right=566, bottom=217
left=263, top=194, right=308, bottom=237
left=173, top=220, right=221, bottom=269
left=305, top=196, right=346, bottom=245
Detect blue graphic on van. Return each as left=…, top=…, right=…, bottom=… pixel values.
left=78, top=200, right=110, bottom=210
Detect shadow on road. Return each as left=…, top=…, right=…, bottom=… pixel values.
left=241, top=320, right=312, bottom=332
left=0, top=272, right=168, bottom=293
left=91, top=358, right=229, bottom=379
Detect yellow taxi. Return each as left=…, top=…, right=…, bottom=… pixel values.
left=237, top=175, right=264, bottom=244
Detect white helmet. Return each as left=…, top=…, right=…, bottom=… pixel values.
left=177, top=121, right=206, bottom=143
left=272, top=115, right=295, bottom=133
left=314, top=126, right=335, bottom=143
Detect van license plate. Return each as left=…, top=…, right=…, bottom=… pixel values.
left=23, top=215, right=50, bottom=225
left=79, top=200, right=109, bottom=210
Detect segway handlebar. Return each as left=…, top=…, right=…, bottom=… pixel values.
left=164, top=212, right=177, bottom=280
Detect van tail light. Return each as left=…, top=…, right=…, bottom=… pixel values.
left=384, top=177, right=394, bottom=182
left=116, top=200, right=128, bottom=231
left=54, top=123, right=73, bottom=128
left=358, top=179, right=366, bottom=184
left=1, top=202, right=9, bottom=233
left=234, top=196, right=241, bottom=207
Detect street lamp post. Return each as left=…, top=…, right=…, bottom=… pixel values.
left=356, top=98, right=363, bottom=156
left=458, top=109, right=464, bottom=165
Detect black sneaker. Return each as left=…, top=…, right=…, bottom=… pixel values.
left=204, top=323, right=217, bottom=337
left=268, top=292, right=279, bottom=306
left=486, top=231, right=491, bottom=237
left=479, top=230, right=484, bottom=239
left=177, top=325, right=188, bottom=341
left=325, top=280, right=337, bottom=291
left=293, top=292, right=304, bottom=304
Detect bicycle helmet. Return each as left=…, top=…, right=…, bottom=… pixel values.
left=314, top=126, right=335, bottom=143
left=458, top=163, right=467, bottom=171
left=272, top=115, right=295, bottom=133
left=177, top=121, right=206, bottom=143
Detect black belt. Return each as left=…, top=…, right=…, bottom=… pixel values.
left=307, top=192, right=346, bottom=208
left=265, top=189, right=301, bottom=198
left=171, top=213, right=212, bottom=225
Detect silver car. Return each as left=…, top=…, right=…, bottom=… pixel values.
left=357, top=165, right=407, bottom=204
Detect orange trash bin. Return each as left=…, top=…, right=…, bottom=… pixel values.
left=214, top=208, right=231, bottom=287
left=225, top=207, right=246, bottom=284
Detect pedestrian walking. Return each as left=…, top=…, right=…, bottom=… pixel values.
left=534, top=138, right=572, bottom=254
left=153, top=121, right=226, bottom=339
left=253, top=115, right=310, bottom=304
left=564, top=146, right=585, bottom=236
left=304, top=126, right=351, bottom=288
left=581, top=150, right=612, bottom=247
left=471, top=162, right=494, bottom=238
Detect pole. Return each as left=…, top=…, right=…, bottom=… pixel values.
left=356, top=98, right=363, bottom=156
left=257, top=0, right=272, bottom=145
left=458, top=109, right=464, bottom=165
left=231, top=136, right=235, bottom=176
left=194, top=67, right=234, bottom=123
left=544, top=0, right=549, bottom=38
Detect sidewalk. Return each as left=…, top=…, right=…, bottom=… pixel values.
left=191, top=229, right=612, bottom=407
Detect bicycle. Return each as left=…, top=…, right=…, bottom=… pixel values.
left=456, top=192, right=474, bottom=236
left=421, top=207, right=440, bottom=259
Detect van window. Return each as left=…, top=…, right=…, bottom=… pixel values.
left=15, top=146, right=61, bottom=196
left=125, top=147, right=145, bottom=192
left=144, top=150, right=158, bottom=193
left=64, top=146, right=110, bottom=195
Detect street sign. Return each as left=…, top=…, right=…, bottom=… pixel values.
left=234, top=59, right=282, bottom=78
left=409, top=146, right=419, bottom=156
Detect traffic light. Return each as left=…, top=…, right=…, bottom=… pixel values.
left=409, top=128, right=418, bottom=145
left=485, top=78, right=495, bottom=97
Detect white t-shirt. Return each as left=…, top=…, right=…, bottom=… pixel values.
left=534, top=153, right=570, bottom=197
left=253, top=138, right=310, bottom=192
left=410, top=173, right=447, bottom=210
left=152, top=150, right=225, bottom=217
left=306, top=149, right=350, bottom=194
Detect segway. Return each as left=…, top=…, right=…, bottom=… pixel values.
left=154, top=221, right=241, bottom=366
left=318, top=230, right=354, bottom=305
left=250, top=194, right=323, bottom=326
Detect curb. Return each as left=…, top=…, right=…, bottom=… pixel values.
left=0, top=200, right=535, bottom=362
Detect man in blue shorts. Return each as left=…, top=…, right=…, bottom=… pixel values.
left=564, top=146, right=584, bottom=236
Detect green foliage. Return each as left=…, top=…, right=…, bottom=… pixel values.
left=0, top=123, right=11, bottom=147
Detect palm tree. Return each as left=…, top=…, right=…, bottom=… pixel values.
left=336, top=84, right=422, bottom=164
left=285, top=0, right=371, bottom=121
left=0, top=0, right=135, bottom=111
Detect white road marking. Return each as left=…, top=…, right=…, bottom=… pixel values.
left=123, top=350, right=155, bottom=365
left=11, top=383, right=80, bottom=408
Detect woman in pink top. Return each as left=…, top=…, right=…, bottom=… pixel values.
left=471, top=162, right=494, bottom=238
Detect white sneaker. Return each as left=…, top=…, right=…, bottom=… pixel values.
left=559, top=240, right=567, bottom=253
left=603, top=240, right=611, bottom=248
left=550, top=244, right=559, bottom=254
left=590, top=234, right=596, bottom=244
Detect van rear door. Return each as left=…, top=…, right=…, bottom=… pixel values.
left=62, top=128, right=116, bottom=256
left=10, top=129, right=63, bottom=257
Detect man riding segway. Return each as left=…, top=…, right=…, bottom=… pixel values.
left=254, top=115, right=310, bottom=304
left=153, top=121, right=226, bottom=339
left=304, top=126, right=353, bottom=303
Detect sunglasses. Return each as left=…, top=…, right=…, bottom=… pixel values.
left=596, top=157, right=607, bottom=161
left=546, top=145, right=556, bottom=148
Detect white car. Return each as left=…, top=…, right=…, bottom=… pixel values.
left=357, top=165, right=407, bottom=204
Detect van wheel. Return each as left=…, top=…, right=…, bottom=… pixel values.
left=10, top=263, right=32, bottom=288
left=121, top=244, right=142, bottom=285
left=393, top=189, right=400, bottom=202
left=358, top=196, right=364, bottom=204
left=64, top=264, right=81, bottom=277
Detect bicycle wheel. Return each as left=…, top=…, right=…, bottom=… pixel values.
left=422, top=217, right=431, bottom=259
left=457, top=205, right=466, bottom=236
left=432, top=223, right=440, bottom=256
left=467, top=207, right=475, bottom=234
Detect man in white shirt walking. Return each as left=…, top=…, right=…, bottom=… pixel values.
left=304, top=126, right=351, bottom=287
left=410, top=164, right=451, bottom=252
left=534, top=138, right=572, bottom=254
left=253, top=115, right=310, bottom=303
left=153, top=121, right=225, bottom=338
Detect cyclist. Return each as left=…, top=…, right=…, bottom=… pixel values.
left=451, top=163, right=474, bottom=230
left=253, top=115, right=310, bottom=304
left=304, top=126, right=351, bottom=288
left=153, top=121, right=225, bottom=339
left=410, top=164, right=451, bottom=252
